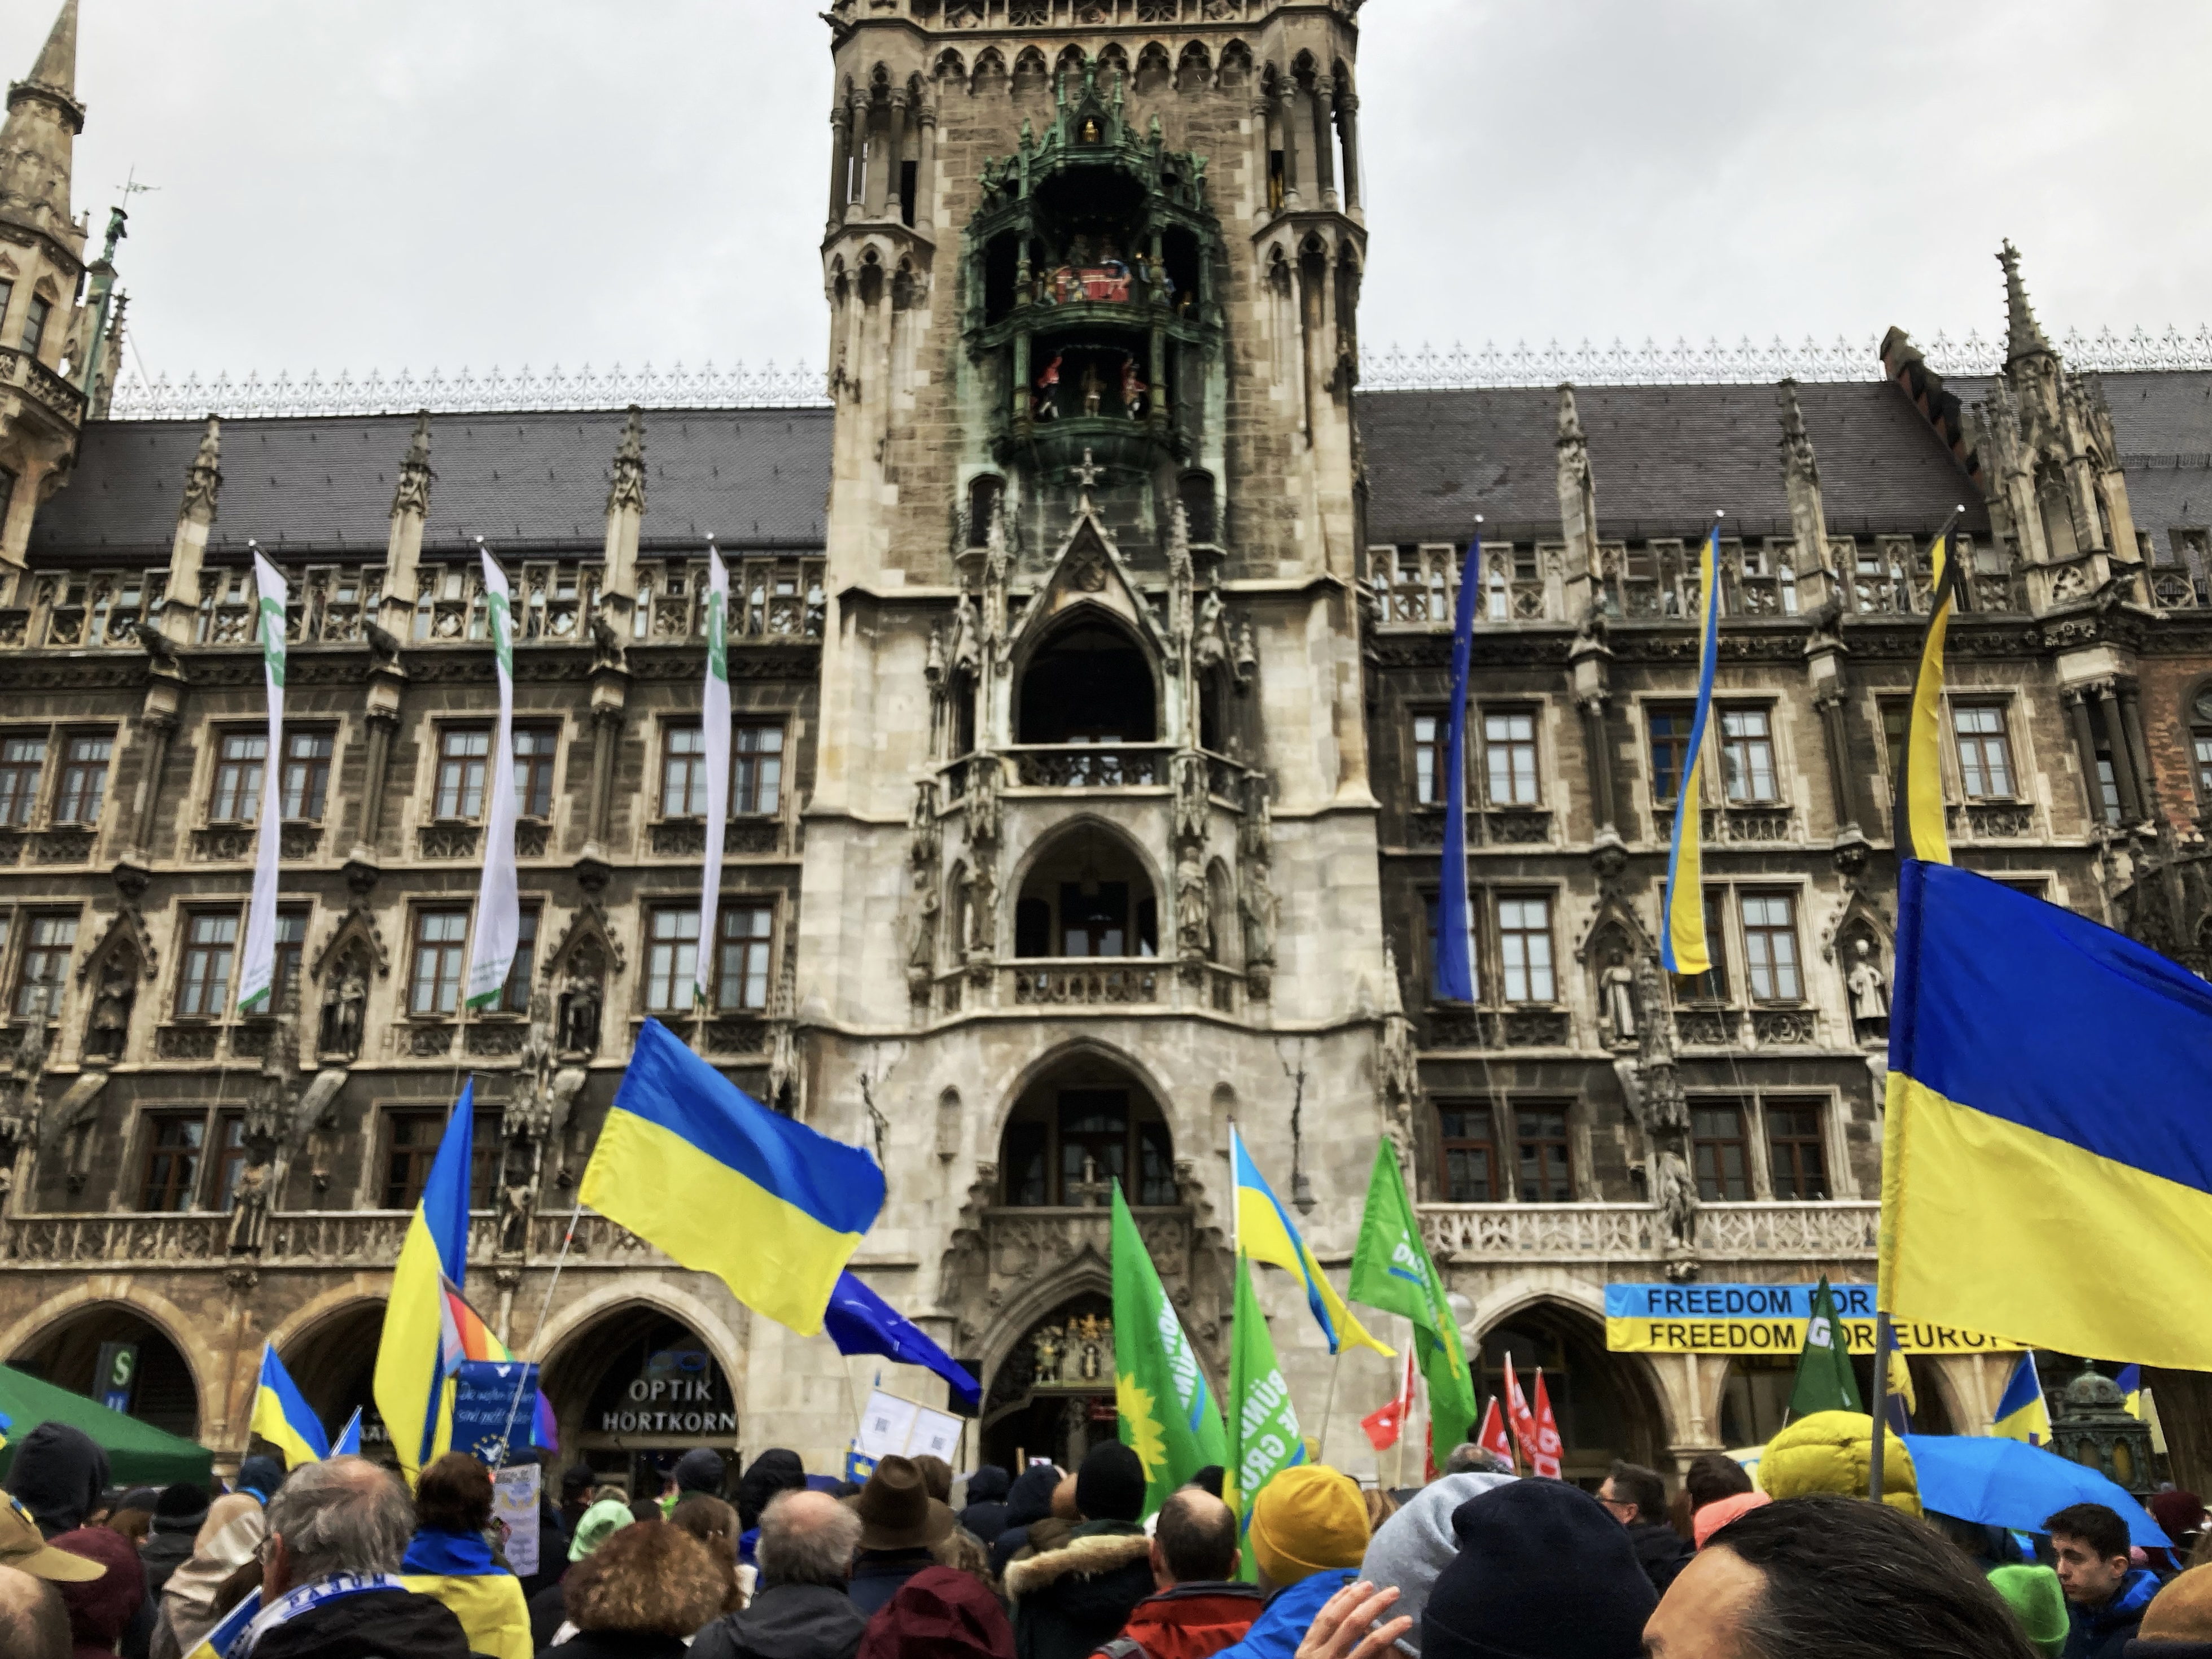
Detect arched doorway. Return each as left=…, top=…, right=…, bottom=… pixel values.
left=10, top=1304, right=199, bottom=1439
left=997, top=1050, right=1175, bottom=1208
left=277, top=1302, right=389, bottom=1467
left=980, top=1294, right=1118, bottom=1474
left=1017, top=619, right=1157, bottom=746
left=1013, top=823, right=1159, bottom=962
left=1717, top=1354, right=1955, bottom=1448
left=541, top=1305, right=739, bottom=1497
left=1477, top=1303, right=1667, bottom=1486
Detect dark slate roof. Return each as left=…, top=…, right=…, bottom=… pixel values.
left=30, top=407, right=834, bottom=563
left=1357, top=380, right=1990, bottom=546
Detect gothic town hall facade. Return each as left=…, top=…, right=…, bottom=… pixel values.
left=2, top=0, right=2209, bottom=1489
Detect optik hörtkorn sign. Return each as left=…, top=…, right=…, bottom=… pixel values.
left=1604, top=1283, right=2017, bottom=1356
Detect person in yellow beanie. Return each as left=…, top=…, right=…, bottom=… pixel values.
left=1757, top=1410, right=1920, bottom=1518
left=1211, top=1467, right=1371, bottom=1659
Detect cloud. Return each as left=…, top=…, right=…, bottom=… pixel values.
left=9, top=0, right=2203, bottom=382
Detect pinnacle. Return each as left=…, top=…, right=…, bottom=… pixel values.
left=1998, top=239, right=2055, bottom=364
left=23, top=0, right=77, bottom=100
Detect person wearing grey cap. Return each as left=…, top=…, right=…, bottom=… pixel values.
left=1356, top=1473, right=1514, bottom=1656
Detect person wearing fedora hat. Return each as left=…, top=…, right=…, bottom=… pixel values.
left=851, top=1457, right=958, bottom=1617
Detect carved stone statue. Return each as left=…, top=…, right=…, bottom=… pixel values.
left=558, top=961, right=604, bottom=1057
left=1176, top=848, right=1209, bottom=957
left=85, top=955, right=134, bottom=1063
left=1600, top=951, right=1639, bottom=1044
left=1846, top=938, right=1889, bottom=1032
left=1033, top=1324, right=1063, bottom=1384
left=319, top=960, right=367, bottom=1060
left=967, top=755, right=1001, bottom=846
left=1653, top=1147, right=1698, bottom=1254
left=1166, top=504, right=1195, bottom=645
left=1232, top=619, right=1256, bottom=686
left=907, top=876, right=940, bottom=986
left=1172, top=752, right=1207, bottom=846
left=966, top=860, right=998, bottom=958
left=1193, top=584, right=1229, bottom=673
left=949, top=591, right=981, bottom=677
left=226, top=1160, right=271, bottom=1254
left=1239, top=860, right=1277, bottom=968
left=498, top=1163, right=536, bottom=1255
left=924, top=624, right=946, bottom=688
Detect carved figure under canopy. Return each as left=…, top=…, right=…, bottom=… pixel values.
left=85, top=956, right=134, bottom=1062
left=558, top=961, right=604, bottom=1057
left=1601, top=951, right=1639, bottom=1044
left=1847, top=938, right=1889, bottom=1029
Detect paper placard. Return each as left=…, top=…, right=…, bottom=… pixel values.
left=492, top=1463, right=541, bottom=1578
left=855, top=1387, right=963, bottom=1465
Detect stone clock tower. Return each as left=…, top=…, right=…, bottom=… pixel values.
left=757, top=0, right=1401, bottom=1469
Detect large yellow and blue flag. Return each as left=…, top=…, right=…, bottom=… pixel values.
left=1229, top=1126, right=1390, bottom=1358
left=581, top=1018, right=884, bottom=1336
left=247, top=1342, right=328, bottom=1470
left=1880, top=860, right=2212, bottom=1369
left=1659, top=523, right=1722, bottom=974
left=1991, top=1352, right=2051, bottom=1444
left=373, top=1081, right=475, bottom=1483
left=2117, top=1364, right=2144, bottom=1419
left=1894, top=510, right=1965, bottom=863
left=1434, top=529, right=1482, bottom=1001
left=185, top=1588, right=261, bottom=1659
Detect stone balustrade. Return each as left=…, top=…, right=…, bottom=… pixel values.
left=1419, top=1200, right=1878, bottom=1266
left=0, top=1209, right=676, bottom=1270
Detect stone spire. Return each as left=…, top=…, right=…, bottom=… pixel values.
left=1999, top=240, right=2055, bottom=365
left=0, top=0, right=84, bottom=248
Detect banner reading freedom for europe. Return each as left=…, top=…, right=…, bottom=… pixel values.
left=1605, top=1284, right=2016, bottom=1356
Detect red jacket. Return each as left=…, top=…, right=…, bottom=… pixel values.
left=1091, top=1582, right=1266, bottom=1659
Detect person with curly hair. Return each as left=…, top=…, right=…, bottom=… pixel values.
left=547, top=1520, right=728, bottom=1657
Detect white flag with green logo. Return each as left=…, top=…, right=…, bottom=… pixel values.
left=693, top=546, right=730, bottom=1008
left=235, top=551, right=288, bottom=1014
left=466, top=550, right=520, bottom=1008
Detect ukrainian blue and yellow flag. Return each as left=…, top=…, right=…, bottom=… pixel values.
left=185, top=1589, right=261, bottom=1659
left=1991, top=1352, right=2051, bottom=1444
left=1894, top=509, right=1965, bottom=863
left=2117, top=1364, right=2144, bottom=1419
left=248, top=1342, right=330, bottom=1470
left=1659, top=523, right=1722, bottom=974
left=1881, top=860, right=2212, bottom=1369
left=1229, top=1126, right=1391, bottom=1358
left=1434, top=528, right=1482, bottom=1001
left=373, top=1081, right=475, bottom=1483
left=580, top=1018, right=884, bottom=1336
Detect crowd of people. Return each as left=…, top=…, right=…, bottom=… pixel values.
left=5, top=1406, right=2212, bottom=1658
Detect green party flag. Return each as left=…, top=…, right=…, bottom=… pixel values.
left=1348, top=1139, right=1478, bottom=1463
left=1111, top=1181, right=1228, bottom=1517
left=1788, top=1274, right=1863, bottom=1419
left=1225, top=1251, right=1304, bottom=1549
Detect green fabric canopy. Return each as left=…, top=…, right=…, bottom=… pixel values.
left=0, top=1364, right=214, bottom=1489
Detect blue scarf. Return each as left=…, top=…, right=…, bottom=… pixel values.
left=232, top=1574, right=405, bottom=1658
left=401, top=1528, right=503, bottom=1577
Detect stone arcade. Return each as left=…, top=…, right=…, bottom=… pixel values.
left=0, top=0, right=2209, bottom=1486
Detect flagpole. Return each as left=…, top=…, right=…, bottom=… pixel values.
left=1868, top=1312, right=1892, bottom=1504
left=498, top=1203, right=586, bottom=1461
left=1316, top=1349, right=1342, bottom=1466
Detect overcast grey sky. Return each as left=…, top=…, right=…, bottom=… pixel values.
left=10, top=0, right=2207, bottom=385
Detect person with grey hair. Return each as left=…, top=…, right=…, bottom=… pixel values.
left=236, top=1456, right=471, bottom=1658
left=690, top=1488, right=867, bottom=1659
left=1440, top=1444, right=1513, bottom=1479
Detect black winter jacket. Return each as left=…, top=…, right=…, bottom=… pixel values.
left=249, top=1587, right=471, bottom=1659
left=690, top=1581, right=870, bottom=1659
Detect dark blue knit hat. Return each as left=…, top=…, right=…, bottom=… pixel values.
left=1423, top=1481, right=1658, bottom=1659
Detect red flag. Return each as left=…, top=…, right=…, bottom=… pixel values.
left=1503, top=1351, right=1540, bottom=1468
left=1531, top=1368, right=1565, bottom=1479
left=1475, top=1397, right=1515, bottom=1467
left=1362, top=1347, right=1416, bottom=1451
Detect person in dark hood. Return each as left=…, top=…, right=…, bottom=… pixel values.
left=560, top=1467, right=599, bottom=1534
left=232, top=1457, right=286, bottom=1508
left=138, top=1485, right=208, bottom=1603
left=1005, top=1443, right=1154, bottom=1659
left=860, top=1565, right=1017, bottom=1659
left=4, top=1425, right=109, bottom=1539
left=693, top=1489, right=866, bottom=1659
left=959, top=1467, right=1013, bottom=1549
left=736, top=1449, right=809, bottom=1570
left=989, top=1465, right=1065, bottom=1579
